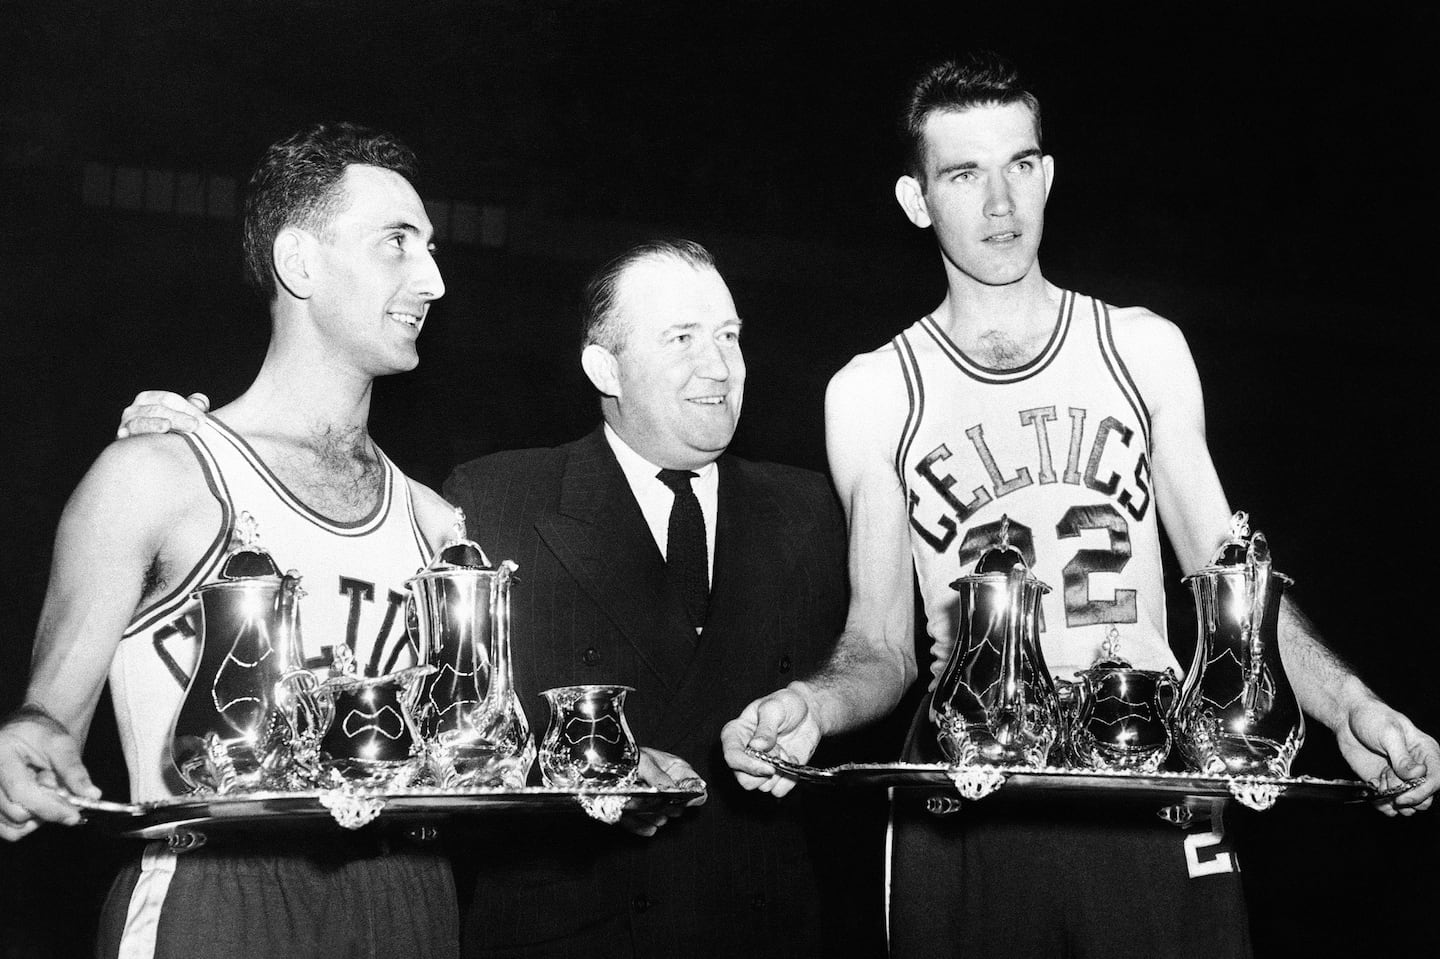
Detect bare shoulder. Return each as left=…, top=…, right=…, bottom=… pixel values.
left=405, top=476, right=461, bottom=552
left=77, top=433, right=210, bottom=519
left=1105, top=304, right=1201, bottom=409
left=829, top=339, right=903, bottom=385
left=826, top=340, right=914, bottom=493
left=53, top=432, right=220, bottom=595
left=826, top=340, right=910, bottom=424
left=1106, top=304, right=1193, bottom=363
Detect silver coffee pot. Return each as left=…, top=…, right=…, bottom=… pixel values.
left=934, top=517, right=1062, bottom=767
left=1177, top=511, right=1304, bottom=777
left=407, top=524, right=535, bottom=788
left=171, top=513, right=331, bottom=793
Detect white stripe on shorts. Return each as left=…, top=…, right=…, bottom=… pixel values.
left=884, top=786, right=895, bottom=950
left=118, top=842, right=178, bottom=959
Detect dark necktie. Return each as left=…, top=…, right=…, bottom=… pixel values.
left=657, top=468, right=709, bottom=629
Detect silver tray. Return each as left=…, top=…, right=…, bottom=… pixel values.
left=71, top=782, right=706, bottom=842
left=745, top=747, right=1392, bottom=814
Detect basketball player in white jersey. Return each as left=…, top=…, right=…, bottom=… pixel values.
left=0, top=123, right=462, bottom=957
left=723, top=53, right=1439, bottom=957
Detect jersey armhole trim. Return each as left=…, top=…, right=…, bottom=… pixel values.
left=892, top=331, right=923, bottom=488
left=394, top=460, right=435, bottom=563
left=122, top=431, right=233, bottom=639
left=1094, top=299, right=1154, bottom=453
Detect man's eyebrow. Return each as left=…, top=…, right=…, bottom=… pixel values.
left=935, top=159, right=978, bottom=177
left=379, top=219, right=438, bottom=250
left=664, top=318, right=743, bottom=334
left=934, top=148, right=1042, bottom=177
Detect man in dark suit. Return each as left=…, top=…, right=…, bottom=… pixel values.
left=441, top=239, right=857, bottom=958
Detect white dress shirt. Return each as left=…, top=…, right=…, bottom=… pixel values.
left=604, top=423, right=718, bottom=584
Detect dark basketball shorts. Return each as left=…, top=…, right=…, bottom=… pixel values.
left=888, top=702, right=1251, bottom=959
left=96, top=834, right=458, bottom=959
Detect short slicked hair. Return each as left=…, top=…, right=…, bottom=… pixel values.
left=242, top=121, right=419, bottom=298
left=899, top=52, right=1043, bottom=179
left=580, top=239, right=718, bottom=354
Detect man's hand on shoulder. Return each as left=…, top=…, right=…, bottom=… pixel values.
left=721, top=684, right=823, bottom=799
left=116, top=390, right=211, bottom=438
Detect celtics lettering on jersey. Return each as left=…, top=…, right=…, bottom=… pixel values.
left=908, top=404, right=1151, bottom=630
left=893, top=292, right=1177, bottom=682
left=150, top=577, right=416, bottom=693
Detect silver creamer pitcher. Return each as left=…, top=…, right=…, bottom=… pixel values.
left=171, top=513, right=331, bottom=793
left=934, top=517, right=1062, bottom=767
left=407, top=529, right=535, bottom=788
left=1177, top=511, right=1304, bottom=777
left=539, top=684, right=640, bottom=787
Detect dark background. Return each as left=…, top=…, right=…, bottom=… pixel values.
left=2, top=1, right=1436, bottom=956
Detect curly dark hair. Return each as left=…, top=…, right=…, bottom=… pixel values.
left=241, top=121, right=419, bottom=298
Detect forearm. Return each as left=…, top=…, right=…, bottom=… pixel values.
left=792, top=628, right=916, bottom=737
left=1277, top=597, right=1379, bottom=732
left=24, top=605, right=124, bottom=749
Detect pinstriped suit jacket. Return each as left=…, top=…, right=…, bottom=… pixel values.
left=442, top=427, right=849, bottom=959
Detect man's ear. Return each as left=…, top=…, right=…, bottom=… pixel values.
left=581, top=344, right=621, bottom=397
left=1043, top=154, right=1055, bottom=201
left=273, top=228, right=316, bottom=300
left=895, top=175, right=932, bottom=229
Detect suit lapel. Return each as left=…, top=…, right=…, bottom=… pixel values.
left=533, top=430, right=696, bottom=691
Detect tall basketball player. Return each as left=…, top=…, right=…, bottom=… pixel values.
left=723, top=52, right=1439, bottom=958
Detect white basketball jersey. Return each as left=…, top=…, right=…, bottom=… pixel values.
left=892, top=291, right=1178, bottom=688
left=110, top=416, right=433, bottom=800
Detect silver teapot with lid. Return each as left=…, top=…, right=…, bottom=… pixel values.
left=1176, top=511, right=1304, bottom=777
left=406, top=512, right=535, bottom=788
left=933, top=517, right=1063, bottom=767
left=170, top=513, right=332, bottom=793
